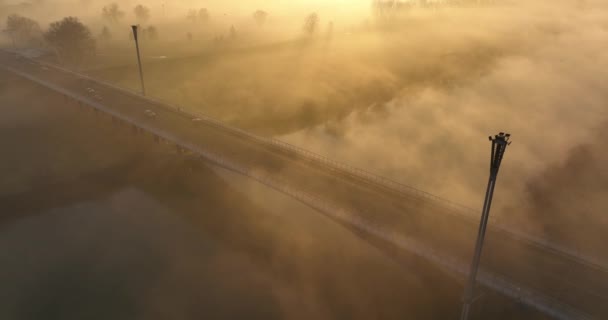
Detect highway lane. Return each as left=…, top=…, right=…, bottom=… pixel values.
left=2, top=52, right=607, bottom=318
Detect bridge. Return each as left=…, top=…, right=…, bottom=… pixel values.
left=1, top=50, right=606, bottom=319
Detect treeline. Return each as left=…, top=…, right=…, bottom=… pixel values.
left=372, top=0, right=499, bottom=15
left=5, top=14, right=94, bottom=65
left=4, top=2, right=338, bottom=64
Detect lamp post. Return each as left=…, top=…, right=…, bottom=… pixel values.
left=460, top=132, right=512, bottom=320
left=131, top=25, right=146, bottom=96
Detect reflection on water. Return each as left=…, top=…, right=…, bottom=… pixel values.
left=0, top=188, right=280, bottom=320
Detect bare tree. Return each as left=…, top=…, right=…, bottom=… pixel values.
left=133, top=4, right=150, bottom=23
left=102, top=3, right=124, bottom=23
left=303, top=13, right=319, bottom=36
left=44, top=17, right=95, bottom=64
left=253, top=10, right=268, bottom=27
left=6, top=14, right=41, bottom=45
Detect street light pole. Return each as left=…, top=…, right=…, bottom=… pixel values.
left=131, top=25, right=146, bottom=96
left=460, top=132, right=512, bottom=320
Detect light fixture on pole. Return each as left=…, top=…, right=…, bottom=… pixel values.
left=131, top=25, right=146, bottom=96
left=460, top=132, right=512, bottom=320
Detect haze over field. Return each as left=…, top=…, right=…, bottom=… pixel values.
left=6, top=72, right=547, bottom=320
left=2, top=0, right=608, bottom=316
left=3, top=0, right=608, bottom=253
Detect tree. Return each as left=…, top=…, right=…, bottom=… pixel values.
left=99, top=25, right=111, bottom=41
left=6, top=14, right=41, bottom=45
left=198, top=8, right=209, bottom=23
left=44, top=17, right=95, bottom=64
left=326, top=21, right=334, bottom=39
left=303, top=13, right=319, bottom=36
left=102, top=3, right=124, bottom=23
left=186, top=9, right=197, bottom=23
left=372, top=0, right=408, bottom=19
left=187, top=8, right=209, bottom=23
left=133, top=4, right=150, bottom=23
left=253, top=10, right=268, bottom=27
left=229, top=25, right=237, bottom=40
left=146, top=26, right=158, bottom=40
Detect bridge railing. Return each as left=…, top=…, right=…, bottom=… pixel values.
left=31, top=56, right=480, bottom=214
left=13, top=52, right=608, bottom=272
left=5, top=64, right=593, bottom=320
left=244, top=163, right=591, bottom=320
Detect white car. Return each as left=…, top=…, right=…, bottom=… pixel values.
left=144, top=109, right=157, bottom=118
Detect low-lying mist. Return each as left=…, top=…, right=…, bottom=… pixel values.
left=3, top=0, right=608, bottom=260
left=278, top=1, right=608, bottom=256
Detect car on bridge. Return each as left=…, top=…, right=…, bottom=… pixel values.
left=84, top=87, right=102, bottom=101
left=145, top=109, right=157, bottom=118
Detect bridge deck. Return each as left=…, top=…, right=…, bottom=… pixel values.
left=2, top=51, right=607, bottom=319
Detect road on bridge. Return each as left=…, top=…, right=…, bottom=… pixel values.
left=2, top=51, right=607, bottom=319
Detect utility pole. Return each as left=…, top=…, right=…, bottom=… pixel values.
left=460, top=132, right=512, bottom=320
left=131, top=25, right=146, bottom=96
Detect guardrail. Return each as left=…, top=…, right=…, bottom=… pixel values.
left=4, top=49, right=608, bottom=272
left=3, top=64, right=595, bottom=320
